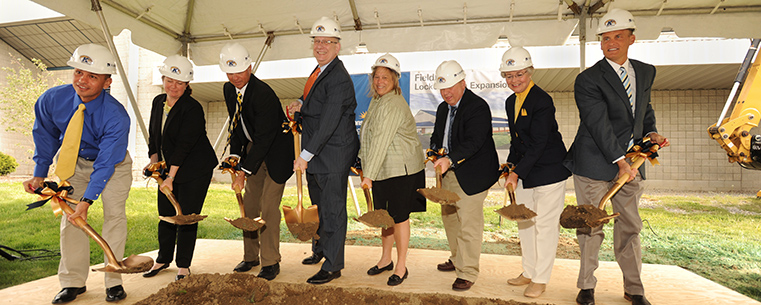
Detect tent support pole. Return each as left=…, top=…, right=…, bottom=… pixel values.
left=90, top=0, right=149, bottom=146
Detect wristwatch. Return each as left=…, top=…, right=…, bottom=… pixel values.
left=79, top=197, right=94, bottom=205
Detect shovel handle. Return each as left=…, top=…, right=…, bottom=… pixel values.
left=506, top=183, right=517, bottom=206
left=356, top=169, right=373, bottom=213
left=435, top=166, right=443, bottom=188
left=56, top=195, right=121, bottom=267
left=154, top=177, right=183, bottom=215
left=293, top=130, right=304, bottom=216
left=596, top=150, right=651, bottom=210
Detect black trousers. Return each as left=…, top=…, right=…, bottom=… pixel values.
left=155, top=171, right=213, bottom=268
left=306, top=171, right=348, bottom=272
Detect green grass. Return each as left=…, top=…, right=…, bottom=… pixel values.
left=1, top=182, right=760, bottom=301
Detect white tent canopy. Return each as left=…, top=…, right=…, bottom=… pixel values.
left=30, top=0, right=761, bottom=66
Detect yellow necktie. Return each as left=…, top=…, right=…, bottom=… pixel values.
left=55, top=104, right=85, bottom=182
left=226, top=92, right=243, bottom=148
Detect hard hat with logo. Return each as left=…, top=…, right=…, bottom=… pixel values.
left=67, top=44, right=117, bottom=75
left=310, top=16, right=341, bottom=39
left=372, top=53, right=401, bottom=76
left=219, top=42, right=252, bottom=73
left=499, top=47, right=533, bottom=72
left=596, top=8, right=636, bottom=35
left=159, top=55, right=194, bottom=82
left=434, top=60, right=466, bottom=90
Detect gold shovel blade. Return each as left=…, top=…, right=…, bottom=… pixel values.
left=92, top=254, right=154, bottom=273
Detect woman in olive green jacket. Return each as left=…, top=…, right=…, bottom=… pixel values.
left=358, top=54, right=426, bottom=286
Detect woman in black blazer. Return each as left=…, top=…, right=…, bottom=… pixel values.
left=142, top=55, right=218, bottom=281
left=500, top=47, right=571, bottom=298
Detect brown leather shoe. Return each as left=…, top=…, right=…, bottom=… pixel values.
left=524, top=282, right=546, bottom=298
left=507, top=273, right=531, bottom=286
left=437, top=260, right=455, bottom=271
left=452, top=278, right=474, bottom=291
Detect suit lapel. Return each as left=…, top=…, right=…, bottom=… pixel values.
left=632, top=60, right=645, bottom=120
left=305, top=57, right=338, bottom=103
left=601, top=60, right=633, bottom=118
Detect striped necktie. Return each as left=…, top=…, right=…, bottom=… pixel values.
left=619, top=67, right=634, bottom=115
left=226, top=92, right=243, bottom=148
left=55, top=103, right=85, bottom=182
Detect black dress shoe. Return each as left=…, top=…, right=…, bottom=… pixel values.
left=52, top=287, right=86, bottom=304
left=233, top=260, right=260, bottom=272
left=257, top=263, right=280, bottom=281
left=387, top=268, right=408, bottom=286
left=367, top=261, right=394, bottom=275
left=576, top=289, right=595, bottom=305
left=306, top=269, right=341, bottom=284
left=302, top=252, right=323, bottom=265
left=142, top=263, right=170, bottom=278
left=624, top=292, right=651, bottom=305
left=105, top=285, right=126, bottom=302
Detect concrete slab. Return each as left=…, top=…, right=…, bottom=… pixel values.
left=0, top=239, right=757, bottom=305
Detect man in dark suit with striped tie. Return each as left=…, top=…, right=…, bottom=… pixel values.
left=288, top=16, right=359, bottom=285
left=564, top=9, right=669, bottom=305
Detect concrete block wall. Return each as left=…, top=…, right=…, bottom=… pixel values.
left=549, top=89, right=761, bottom=193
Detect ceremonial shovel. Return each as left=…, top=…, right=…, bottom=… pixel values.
left=144, top=162, right=207, bottom=225
left=218, top=158, right=266, bottom=231
left=350, top=160, right=394, bottom=229
left=416, top=148, right=460, bottom=205
left=495, top=163, right=537, bottom=221
left=281, top=113, right=319, bottom=241
left=33, top=182, right=153, bottom=273
left=560, top=139, right=661, bottom=228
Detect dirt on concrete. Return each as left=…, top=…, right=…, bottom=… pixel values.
left=134, top=273, right=542, bottom=305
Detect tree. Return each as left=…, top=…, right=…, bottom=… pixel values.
left=0, top=56, right=64, bottom=136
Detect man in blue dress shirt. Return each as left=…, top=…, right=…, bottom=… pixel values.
left=23, top=44, right=132, bottom=304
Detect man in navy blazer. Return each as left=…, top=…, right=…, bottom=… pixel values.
left=288, top=17, right=360, bottom=285
left=219, top=43, right=294, bottom=281
left=565, top=9, right=669, bottom=305
left=429, top=60, right=499, bottom=291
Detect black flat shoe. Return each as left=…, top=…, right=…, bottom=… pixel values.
left=387, top=268, right=408, bottom=286
left=52, top=287, right=86, bottom=304
left=176, top=269, right=190, bottom=281
left=306, top=269, right=341, bottom=284
left=367, top=261, right=394, bottom=275
left=105, top=285, right=126, bottom=302
left=142, top=263, right=170, bottom=278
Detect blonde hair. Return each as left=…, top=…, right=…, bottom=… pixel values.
left=369, top=66, right=401, bottom=99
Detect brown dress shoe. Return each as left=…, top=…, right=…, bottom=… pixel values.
left=437, top=260, right=455, bottom=271
left=507, top=273, right=531, bottom=286
left=524, top=282, right=546, bottom=298
left=452, top=278, right=474, bottom=291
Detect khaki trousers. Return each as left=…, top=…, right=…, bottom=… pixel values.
left=242, top=161, right=285, bottom=266
left=574, top=173, right=645, bottom=295
left=514, top=179, right=566, bottom=284
left=59, top=151, right=132, bottom=289
left=441, top=172, right=488, bottom=283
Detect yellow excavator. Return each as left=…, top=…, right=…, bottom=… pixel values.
left=707, top=39, right=761, bottom=197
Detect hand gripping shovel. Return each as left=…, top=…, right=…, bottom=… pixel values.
left=30, top=181, right=153, bottom=273
left=495, top=163, right=537, bottom=221
left=416, top=148, right=460, bottom=205
left=218, top=157, right=266, bottom=231
left=350, top=159, right=395, bottom=229
left=281, top=113, right=319, bottom=241
left=560, top=139, right=662, bottom=228
left=144, top=162, right=207, bottom=225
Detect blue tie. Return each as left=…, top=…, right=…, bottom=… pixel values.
left=620, top=67, right=635, bottom=149
left=447, top=106, right=457, bottom=151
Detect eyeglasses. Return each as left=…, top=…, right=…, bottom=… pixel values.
left=502, top=71, right=527, bottom=80
left=312, top=39, right=339, bottom=46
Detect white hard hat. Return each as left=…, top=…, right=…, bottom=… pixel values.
left=596, top=8, right=636, bottom=35
left=372, top=53, right=401, bottom=76
left=434, top=60, right=465, bottom=90
left=159, top=55, right=194, bottom=82
left=67, top=44, right=116, bottom=75
left=310, top=16, right=341, bottom=39
left=219, top=43, right=252, bottom=73
left=499, top=47, right=533, bottom=72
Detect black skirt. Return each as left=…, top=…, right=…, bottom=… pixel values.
left=372, top=169, right=426, bottom=223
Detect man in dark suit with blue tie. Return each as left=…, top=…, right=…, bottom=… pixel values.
left=288, top=16, right=360, bottom=285
left=565, top=9, right=669, bottom=305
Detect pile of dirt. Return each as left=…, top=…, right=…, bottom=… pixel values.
left=285, top=222, right=320, bottom=241
left=135, top=273, right=541, bottom=305
left=355, top=210, right=395, bottom=229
